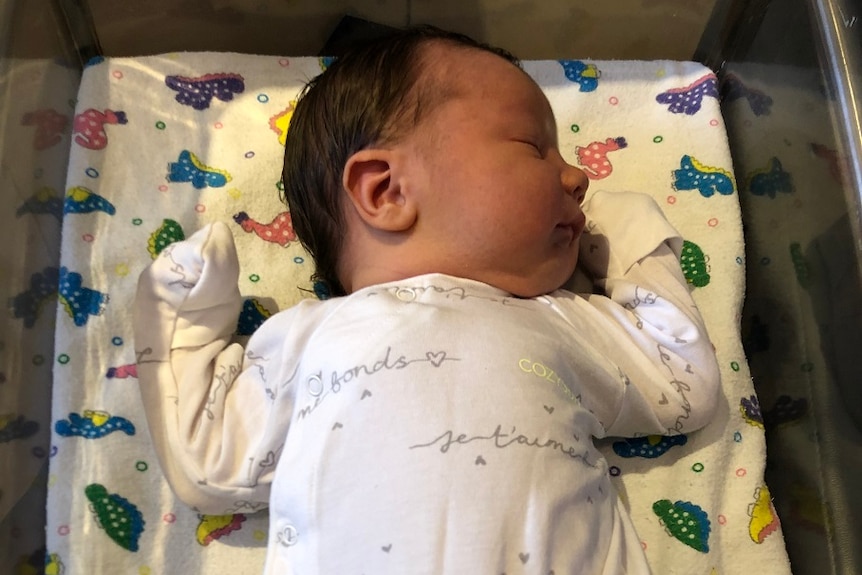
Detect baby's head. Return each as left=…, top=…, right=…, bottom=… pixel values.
left=283, top=26, right=588, bottom=298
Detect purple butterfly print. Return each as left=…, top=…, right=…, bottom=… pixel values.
left=656, top=75, right=719, bottom=115
left=165, top=73, right=245, bottom=110
left=740, top=394, right=763, bottom=425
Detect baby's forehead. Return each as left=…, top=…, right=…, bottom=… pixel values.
left=417, top=42, right=540, bottom=100
left=413, top=42, right=473, bottom=89
left=419, top=41, right=516, bottom=79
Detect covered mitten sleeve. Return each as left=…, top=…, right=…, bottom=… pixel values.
left=576, top=191, right=721, bottom=437
left=134, top=222, right=297, bottom=514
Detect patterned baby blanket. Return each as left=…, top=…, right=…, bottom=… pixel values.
left=19, top=53, right=793, bottom=574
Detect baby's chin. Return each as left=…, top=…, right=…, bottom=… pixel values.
left=502, top=263, right=580, bottom=299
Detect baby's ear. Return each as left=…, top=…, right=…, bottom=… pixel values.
left=342, top=149, right=417, bottom=232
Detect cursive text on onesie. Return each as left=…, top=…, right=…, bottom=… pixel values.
left=409, top=424, right=598, bottom=468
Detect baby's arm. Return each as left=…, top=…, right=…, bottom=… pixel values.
left=576, top=191, right=721, bottom=437
left=134, top=222, right=295, bottom=514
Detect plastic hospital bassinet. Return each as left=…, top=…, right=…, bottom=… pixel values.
left=1, top=0, right=860, bottom=574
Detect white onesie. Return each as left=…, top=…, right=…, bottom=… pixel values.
left=134, top=191, right=721, bottom=575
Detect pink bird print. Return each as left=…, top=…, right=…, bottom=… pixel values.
left=233, top=211, right=296, bottom=247
left=576, top=137, right=628, bottom=180
left=73, top=108, right=127, bottom=150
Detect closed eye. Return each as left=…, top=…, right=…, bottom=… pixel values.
left=515, top=139, right=544, bottom=157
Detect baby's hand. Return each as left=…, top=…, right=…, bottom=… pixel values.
left=135, top=221, right=243, bottom=375
left=577, top=191, right=682, bottom=282
left=140, top=222, right=241, bottom=318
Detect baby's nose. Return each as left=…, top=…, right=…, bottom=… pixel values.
left=563, top=164, right=589, bottom=204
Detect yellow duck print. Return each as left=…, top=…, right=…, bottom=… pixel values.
left=748, top=485, right=780, bottom=543
left=269, top=101, right=296, bottom=146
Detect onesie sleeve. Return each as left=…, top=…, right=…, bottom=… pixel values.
left=134, top=222, right=299, bottom=514
left=574, top=191, right=721, bottom=438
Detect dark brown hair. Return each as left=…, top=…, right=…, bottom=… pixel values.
left=281, top=25, right=518, bottom=297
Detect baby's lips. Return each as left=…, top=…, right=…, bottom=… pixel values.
left=573, top=212, right=587, bottom=235
left=554, top=213, right=586, bottom=247
left=562, top=212, right=587, bottom=237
